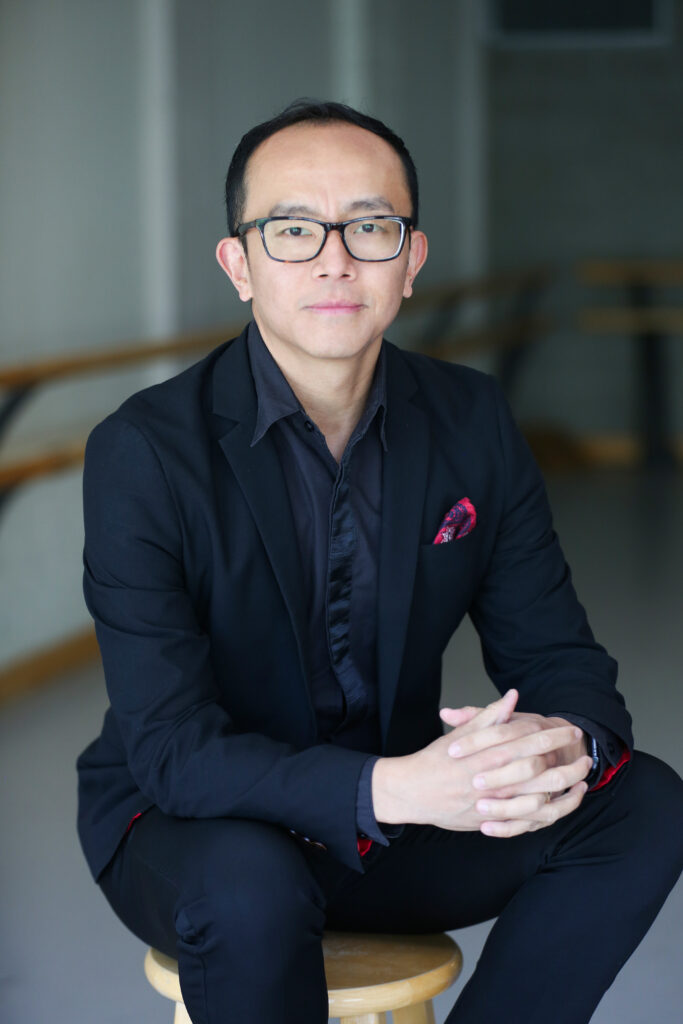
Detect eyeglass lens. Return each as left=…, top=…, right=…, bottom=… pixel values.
left=262, top=218, right=405, bottom=261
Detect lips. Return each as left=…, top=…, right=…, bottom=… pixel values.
left=305, top=301, right=365, bottom=313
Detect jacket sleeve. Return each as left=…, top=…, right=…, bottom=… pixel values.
left=468, top=380, right=633, bottom=752
left=82, top=414, right=368, bottom=871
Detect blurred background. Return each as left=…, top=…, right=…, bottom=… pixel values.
left=1, top=1, right=681, bottom=1021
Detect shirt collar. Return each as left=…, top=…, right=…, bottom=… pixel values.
left=247, top=320, right=388, bottom=450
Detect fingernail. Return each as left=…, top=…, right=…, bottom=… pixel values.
left=573, top=727, right=583, bottom=739
left=448, top=743, right=461, bottom=757
left=477, top=801, right=491, bottom=814
left=473, top=775, right=487, bottom=789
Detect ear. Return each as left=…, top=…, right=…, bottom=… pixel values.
left=402, top=230, right=428, bottom=299
left=216, top=236, right=253, bottom=302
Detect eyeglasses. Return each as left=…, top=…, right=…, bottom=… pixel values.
left=236, top=215, right=412, bottom=263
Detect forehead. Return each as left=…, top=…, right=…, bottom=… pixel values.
left=242, top=121, right=411, bottom=218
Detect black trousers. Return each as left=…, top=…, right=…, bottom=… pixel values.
left=99, top=751, right=683, bottom=1023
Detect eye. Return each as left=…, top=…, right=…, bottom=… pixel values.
left=352, top=219, right=386, bottom=234
left=280, top=224, right=313, bottom=237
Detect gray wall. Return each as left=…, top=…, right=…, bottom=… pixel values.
left=0, top=0, right=146, bottom=664
left=488, top=0, right=683, bottom=433
left=1, top=0, right=681, bottom=665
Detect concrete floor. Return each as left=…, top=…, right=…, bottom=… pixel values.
left=0, top=470, right=681, bottom=1023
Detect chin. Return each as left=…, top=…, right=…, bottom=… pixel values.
left=305, top=338, right=377, bottom=361
left=304, top=324, right=381, bottom=358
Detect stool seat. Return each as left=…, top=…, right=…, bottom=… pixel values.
left=145, top=930, right=463, bottom=1023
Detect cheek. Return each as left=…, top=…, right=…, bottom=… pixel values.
left=251, top=270, right=296, bottom=315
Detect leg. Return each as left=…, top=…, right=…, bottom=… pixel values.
left=340, top=1015, right=388, bottom=1024
left=174, top=1004, right=192, bottom=1024
left=447, top=753, right=683, bottom=1022
left=99, top=810, right=329, bottom=1024
left=394, top=1002, right=436, bottom=1023
left=315, top=752, right=683, bottom=1023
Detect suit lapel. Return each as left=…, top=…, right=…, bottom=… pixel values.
left=211, top=333, right=432, bottom=744
left=212, top=332, right=311, bottom=706
left=377, top=346, right=430, bottom=744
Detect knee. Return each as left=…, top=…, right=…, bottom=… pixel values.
left=174, top=820, right=326, bottom=951
left=628, top=750, right=683, bottom=816
left=619, top=751, right=683, bottom=871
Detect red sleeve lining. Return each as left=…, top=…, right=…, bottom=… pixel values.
left=590, top=746, right=631, bottom=791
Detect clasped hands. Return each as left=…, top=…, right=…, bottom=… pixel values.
left=373, top=689, right=592, bottom=837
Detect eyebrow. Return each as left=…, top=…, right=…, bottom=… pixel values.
left=266, top=196, right=397, bottom=218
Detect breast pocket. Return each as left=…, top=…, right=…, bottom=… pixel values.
left=412, top=538, right=480, bottom=650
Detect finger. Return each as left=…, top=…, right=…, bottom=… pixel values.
left=439, top=706, right=480, bottom=727
left=480, top=818, right=537, bottom=838
left=478, top=755, right=593, bottom=799
left=490, top=688, right=518, bottom=724
left=475, top=790, right=552, bottom=821
left=479, top=781, right=588, bottom=837
left=453, top=722, right=582, bottom=764
left=450, top=717, right=543, bottom=758
left=446, top=690, right=518, bottom=750
left=459, top=689, right=518, bottom=730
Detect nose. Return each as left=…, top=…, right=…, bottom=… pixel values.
left=312, top=226, right=356, bottom=278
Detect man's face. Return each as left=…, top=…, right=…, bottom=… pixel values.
left=217, top=121, right=428, bottom=369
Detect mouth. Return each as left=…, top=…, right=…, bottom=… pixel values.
left=305, top=302, right=365, bottom=315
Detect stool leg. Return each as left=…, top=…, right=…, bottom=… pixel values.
left=393, top=1001, right=436, bottom=1024
left=174, top=1001, right=192, bottom=1024
left=338, top=1014, right=388, bottom=1024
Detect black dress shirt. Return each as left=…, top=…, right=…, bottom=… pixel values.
left=247, top=323, right=391, bottom=843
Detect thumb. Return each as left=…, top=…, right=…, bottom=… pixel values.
left=446, top=689, right=519, bottom=743
left=439, top=705, right=479, bottom=728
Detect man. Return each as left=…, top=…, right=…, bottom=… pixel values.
left=77, top=100, right=683, bottom=1023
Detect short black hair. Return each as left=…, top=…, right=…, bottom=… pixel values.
left=224, top=98, right=419, bottom=236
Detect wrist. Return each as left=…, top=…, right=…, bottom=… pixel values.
left=371, top=755, right=414, bottom=826
left=546, top=716, right=588, bottom=763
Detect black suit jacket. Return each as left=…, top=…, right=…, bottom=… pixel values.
left=77, top=326, right=632, bottom=880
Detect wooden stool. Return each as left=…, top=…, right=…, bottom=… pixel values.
left=144, top=930, right=463, bottom=1023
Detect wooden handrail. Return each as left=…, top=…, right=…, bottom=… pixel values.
left=0, top=270, right=555, bottom=495
left=0, top=317, right=552, bottom=490
left=0, top=269, right=553, bottom=391
left=405, top=266, right=552, bottom=314
left=0, top=323, right=241, bottom=390
left=0, top=441, right=86, bottom=490
left=578, top=260, right=683, bottom=287
left=423, top=315, right=551, bottom=361
left=579, top=308, right=683, bottom=333
left=0, top=626, right=99, bottom=705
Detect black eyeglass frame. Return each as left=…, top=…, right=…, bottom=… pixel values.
left=235, top=215, right=413, bottom=263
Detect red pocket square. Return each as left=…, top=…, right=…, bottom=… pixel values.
left=433, top=498, right=477, bottom=544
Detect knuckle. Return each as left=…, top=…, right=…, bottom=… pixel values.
left=486, top=748, right=507, bottom=770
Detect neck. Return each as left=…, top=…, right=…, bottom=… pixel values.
left=257, top=327, right=381, bottom=462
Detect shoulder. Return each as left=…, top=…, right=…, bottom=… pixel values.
left=87, top=328, right=248, bottom=452
left=385, top=342, right=502, bottom=431
left=398, top=344, right=492, bottom=388
left=118, top=334, right=239, bottom=425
